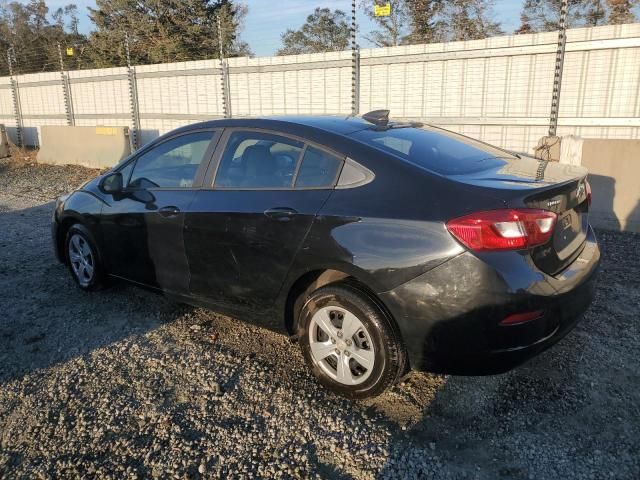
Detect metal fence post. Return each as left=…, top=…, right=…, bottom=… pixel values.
left=549, top=0, right=569, bottom=137
left=125, top=33, right=141, bottom=150
left=7, top=47, right=24, bottom=148
left=57, top=43, right=75, bottom=126
left=217, top=15, right=231, bottom=118
left=351, top=0, right=360, bottom=116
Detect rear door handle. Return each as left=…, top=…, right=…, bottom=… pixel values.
left=158, top=206, right=181, bottom=217
left=264, top=207, right=298, bottom=221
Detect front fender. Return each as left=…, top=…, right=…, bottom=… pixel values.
left=54, top=190, right=107, bottom=261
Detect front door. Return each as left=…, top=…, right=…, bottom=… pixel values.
left=184, top=130, right=344, bottom=317
left=100, top=130, right=218, bottom=292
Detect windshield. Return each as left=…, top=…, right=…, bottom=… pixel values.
left=350, top=126, right=516, bottom=175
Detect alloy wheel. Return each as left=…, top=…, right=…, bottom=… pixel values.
left=308, top=306, right=376, bottom=385
left=68, top=233, right=95, bottom=287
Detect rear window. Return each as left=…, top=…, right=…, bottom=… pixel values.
left=295, top=146, right=342, bottom=188
left=350, top=127, right=515, bottom=175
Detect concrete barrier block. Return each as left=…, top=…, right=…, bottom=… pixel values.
left=580, top=139, right=640, bottom=234
left=0, top=125, right=9, bottom=159
left=37, top=126, right=131, bottom=169
left=535, top=135, right=640, bottom=233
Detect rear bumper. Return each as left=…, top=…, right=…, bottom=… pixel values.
left=379, top=226, right=600, bottom=375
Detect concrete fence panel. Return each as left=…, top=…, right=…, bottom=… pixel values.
left=227, top=51, right=353, bottom=116
left=0, top=24, right=639, bottom=155
left=0, top=124, right=8, bottom=159
left=580, top=139, right=640, bottom=233
left=538, top=135, right=640, bottom=233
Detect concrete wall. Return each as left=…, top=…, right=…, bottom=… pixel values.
left=580, top=139, right=640, bottom=233
left=0, top=124, right=8, bottom=159
left=541, top=135, right=640, bottom=233
left=0, top=23, right=639, bottom=152
left=37, top=126, right=131, bottom=169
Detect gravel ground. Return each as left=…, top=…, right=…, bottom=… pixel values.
left=0, top=155, right=639, bottom=479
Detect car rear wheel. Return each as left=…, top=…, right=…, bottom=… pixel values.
left=299, top=282, right=406, bottom=399
left=65, top=224, right=104, bottom=291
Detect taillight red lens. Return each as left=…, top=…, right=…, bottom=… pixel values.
left=585, top=180, right=592, bottom=206
left=446, top=209, right=557, bottom=252
left=500, top=310, right=545, bottom=326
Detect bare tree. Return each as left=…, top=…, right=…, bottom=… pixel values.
left=277, top=8, right=350, bottom=55
left=519, top=0, right=588, bottom=31
left=518, top=0, right=637, bottom=32
left=403, top=0, right=448, bottom=44
left=442, top=0, right=504, bottom=41
left=607, top=0, right=638, bottom=24
left=360, top=0, right=410, bottom=47
left=585, top=0, right=607, bottom=25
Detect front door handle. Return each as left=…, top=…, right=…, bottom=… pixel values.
left=264, top=207, right=298, bottom=221
left=158, top=206, right=181, bottom=217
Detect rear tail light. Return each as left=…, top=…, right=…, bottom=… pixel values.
left=500, top=310, right=544, bottom=326
left=585, top=180, right=592, bottom=206
left=446, top=209, right=557, bottom=252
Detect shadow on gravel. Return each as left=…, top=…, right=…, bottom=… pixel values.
left=374, top=332, right=592, bottom=478
left=0, top=202, right=190, bottom=387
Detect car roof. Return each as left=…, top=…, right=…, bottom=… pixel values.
left=170, top=115, right=373, bottom=138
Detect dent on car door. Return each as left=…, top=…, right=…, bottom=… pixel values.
left=184, top=130, right=344, bottom=321
left=100, top=130, right=218, bottom=292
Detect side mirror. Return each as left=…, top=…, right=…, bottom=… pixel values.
left=100, top=172, right=123, bottom=194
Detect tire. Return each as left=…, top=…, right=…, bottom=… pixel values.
left=299, top=282, right=406, bottom=399
left=65, top=224, right=105, bottom=291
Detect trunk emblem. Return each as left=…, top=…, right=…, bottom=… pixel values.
left=547, top=199, right=561, bottom=208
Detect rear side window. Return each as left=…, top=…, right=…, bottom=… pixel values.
left=295, top=146, right=342, bottom=188
left=351, top=127, right=515, bottom=175
left=216, top=131, right=304, bottom=188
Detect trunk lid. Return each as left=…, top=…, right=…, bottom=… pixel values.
left=449, top=156, right=590, bottom=275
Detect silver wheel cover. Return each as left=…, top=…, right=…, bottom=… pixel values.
left=308, top=306, right=376, bottom=386
left=68, top=233, right=95, bottom=287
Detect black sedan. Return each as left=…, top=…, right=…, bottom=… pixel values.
left=52, top=111, right=600, bottom=399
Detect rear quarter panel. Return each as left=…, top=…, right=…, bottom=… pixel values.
left=283, top=146, right=509, bottom=295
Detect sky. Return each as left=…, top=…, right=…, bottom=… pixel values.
left=25, top=0, right=525, bottom=57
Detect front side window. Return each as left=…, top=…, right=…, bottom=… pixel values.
left=215, top=131, right=304, bottom=188
left=295, top=146, right=343, bottom=188
left=128, top=131, right=213, bottom=189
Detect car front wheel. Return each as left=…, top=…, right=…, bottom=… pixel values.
left=65, top=224, right=104, bottom=291
left=299, top=282, right=406, bottom=399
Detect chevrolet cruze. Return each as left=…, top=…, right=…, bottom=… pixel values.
left=52, top=111, right=600, bottom=398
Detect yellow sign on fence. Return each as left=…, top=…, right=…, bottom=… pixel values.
left=374, top=2, right=391, bottom=17
left=66, top=47, right=74, bottom=56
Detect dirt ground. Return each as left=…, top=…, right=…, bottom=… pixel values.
left=1, top=157, right=638, bottom=479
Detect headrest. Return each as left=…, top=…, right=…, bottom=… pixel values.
left=243, top=144, right=273, bottom=176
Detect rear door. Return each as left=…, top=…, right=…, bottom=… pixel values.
left=184, top=129, right=344, bottom=315
left=100, top=129, right=219, bottom=292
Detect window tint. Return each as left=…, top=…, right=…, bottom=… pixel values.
left=215, top=131, right=303, bottom=188
left=128, top=131, right=213, bottom=189
left=295, top=146, right=342, bottom=188
left=351, top=127, right=516, bottom=176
